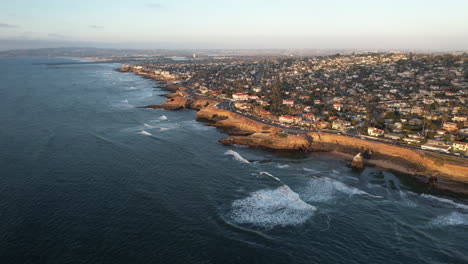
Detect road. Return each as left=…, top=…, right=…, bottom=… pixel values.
left=183, top=87, right=466, bottom=161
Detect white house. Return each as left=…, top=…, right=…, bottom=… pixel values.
left=283, top=99, right=295, bottom=106
left=279, top=115, right=294, bottom=124
left=333, top=103, right=344, bottom=111
left=368, top=127, right=384, bottom=137
left=232, top=93, right=249, bottom=101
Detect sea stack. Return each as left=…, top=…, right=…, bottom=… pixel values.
left=351, top=153, right=364, bottom=170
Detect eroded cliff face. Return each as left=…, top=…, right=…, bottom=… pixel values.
left=142, top=93, right=219, bottom=111
left=196, top=107, right=279, bottom=135
left=141, top=86, right=468, bottom=186
left=219, top=133, right=312, bottom=151
left=306, top=132, right=468, bottom=180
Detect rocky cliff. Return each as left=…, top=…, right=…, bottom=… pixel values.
left=135, top=80, right=468, bottom=192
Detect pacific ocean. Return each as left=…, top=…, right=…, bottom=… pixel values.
left=0, top=57, right=467, bottom=264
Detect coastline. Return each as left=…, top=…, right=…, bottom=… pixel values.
left=118, top=66, right=468, bottom=195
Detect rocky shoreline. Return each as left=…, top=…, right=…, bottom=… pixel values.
left=119, top=66, right=468, bottom=195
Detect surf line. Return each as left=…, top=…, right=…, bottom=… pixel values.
left=224, top=149, right=287, bottom=186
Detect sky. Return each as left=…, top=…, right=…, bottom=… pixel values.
left=1, top=0, right=468, bottom=50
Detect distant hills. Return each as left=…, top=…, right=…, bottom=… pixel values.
left=0, top=47, right=465, bottom=58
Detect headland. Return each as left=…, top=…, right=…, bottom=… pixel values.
left=118, top=65, right=468, bottom=195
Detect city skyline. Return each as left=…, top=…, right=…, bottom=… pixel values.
left=1, top=0, right=468, bottom=51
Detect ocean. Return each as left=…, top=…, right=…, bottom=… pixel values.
left=0, top=57, right=467, bottom=263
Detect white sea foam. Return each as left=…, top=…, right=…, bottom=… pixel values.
left=420, top=194, right=468, bottom=211
left=138, top=130, right=152, bottom=136
left=160, top=127, right=170, bottom=131
left=225, top=150, right=250, bottom=164
left=429, top=212, right=468, bottom=227
left=127, top=86, right=139, bottom=90
left=259, top=171, right=282, bottom=183
left=230, top=185, right=316, bottom=228
left=303, top=167, right=321, bottom=174
left=114, top=99, right=134, bottom=108
left=159, top=115, right=168, bottom=121
left=277, top=164, right=290, bottom=169
left=302, top=177, right=380, bottom=202
left=144, top=123, right=158, bottom=129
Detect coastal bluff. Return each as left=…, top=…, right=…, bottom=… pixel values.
left=147, top=90, right=468, bottom=184
left=122, top=63, right=468, bottom=193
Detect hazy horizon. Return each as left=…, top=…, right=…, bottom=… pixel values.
left=1, top=0, right=468, bottom=51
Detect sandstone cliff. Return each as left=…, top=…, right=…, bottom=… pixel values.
left=124, top=67, right=468, bottom=192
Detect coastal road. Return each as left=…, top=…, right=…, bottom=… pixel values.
left=183, top=88, right=466, bottom=162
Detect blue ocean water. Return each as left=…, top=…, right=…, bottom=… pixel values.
left=0, top=57, right=467, bottom=264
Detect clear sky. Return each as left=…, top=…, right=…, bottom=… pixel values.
left=1, top=0, right=467, bottom=50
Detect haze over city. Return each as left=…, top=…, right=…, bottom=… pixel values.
left=1, top=0, right=468, bottom=51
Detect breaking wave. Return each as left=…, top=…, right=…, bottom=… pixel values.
left=230, top=185, right=317, bottom=228
left=276, top=164, right=290, bottom=169
left=259, top=171, right=283, bottom=183
left=144, top=123, right=158, bottom=129
left=225, top=150, right=250, bottom=164
left=160, top=127, right=170, bottom=131
left=113, top=99, right=134, bottom=108
left=428, top=212, right=468, bottom=227
left=138, top=130, right=152, bottom=136
left=420, top=194, right=468, bottom=211
left=302, top=177, right=381, bottom=202
left=159, top=115, right=168, bottom=121
left=303, top=167, right=321, bottom=174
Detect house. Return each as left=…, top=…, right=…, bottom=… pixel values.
left=423, top=97, right=435, bottom=104
left=408, top=118, right=423, bottom=126
left=459, top=127, right=468, bottom=136
left=384, top=133, right=405, bottom=140
left=282, top=99, right=295, bottom=106
left=367, top=127, right=384, bottom=137
left=421, top=142, right=451, bottom=153
left=292, top=116, right=303, bottom=123
left=258, top=110, right=271, bottom=117
left=332, top=120, right=351, bottom=130
left=452, top=141, right=468, bottom=153
left=442, top=122, right=458, bottom=132
left=198, top=86, right=209, bottom=94
left=252, top=87, right=262, bottom=93
left=411, top=107, right=423, bottom=115
left=234, top=102, right=249, bottom=110
left=232, top=93, right=249, bottom=101
left=279, top=115, right=302, bottom=124
left=303, top=106, right=312, bottom=112
left=426, top=139, right=448, bottom=146
left=303, top=113, right=316, bottom=121
left=315, top=121, right=330, bottom=129
left=453, top=115, right=467, bottom=122
left=279, top=115, right=294, bottom=124
left=333, top=103, right=343, bottom=111
left=248, top=95, right=259, bottom=101
left=314, top=99, right=322, bottom=105
left=392, top=122, right=403, bottom=132
left=403, top=137, right=422, bottom=144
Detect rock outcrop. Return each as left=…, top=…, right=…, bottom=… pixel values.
left=123, top=68, right=468, bottom=194
left=351, top=153, right=364, bottom=170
